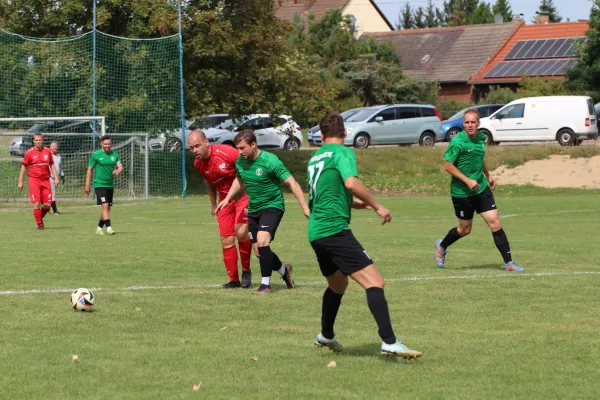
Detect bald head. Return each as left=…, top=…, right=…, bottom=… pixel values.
left=189, top=129, right=211, bottom=159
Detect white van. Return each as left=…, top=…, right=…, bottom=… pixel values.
left=479, top=96, right=598, bottom=146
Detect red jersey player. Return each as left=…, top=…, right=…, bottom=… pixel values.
left=189, top=130, right=253, bottom=288
left=17, top=133, right=61, bottom=230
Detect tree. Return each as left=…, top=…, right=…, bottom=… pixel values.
left=425, top=0, right=439, bottom=27
left=536, top=0, right=562, bottom=22
left=565, top=0, right=600, bottom=100
left=414, top=7, right=427, bottom=28
left=399, top=3, right=415, bottom=29
left=469, top=2, right=494, bottom=24
left=492, top=0, right=513, bottom=22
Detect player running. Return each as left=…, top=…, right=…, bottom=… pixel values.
left=217, top=129, right=310, bottom=295
left=308, top=112, right=422, bottom=359
left=17, top=133, right=61, bottom=230
left=434, top=108, right=523, bottom=271
left=189, top=130, right=253, bottom=289
left=84, top=136, right=123, bottom=235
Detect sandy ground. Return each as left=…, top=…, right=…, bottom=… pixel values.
left=492, top=155, right=600, bottom=189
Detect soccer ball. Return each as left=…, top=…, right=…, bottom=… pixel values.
left=70, top=288, right=95, bottom=311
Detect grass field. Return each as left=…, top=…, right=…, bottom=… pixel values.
left=1, top=192, right=599, bottom=399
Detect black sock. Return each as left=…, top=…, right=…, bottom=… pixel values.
left=366, top=287, right=396, bottom=345
left=98, top=219, right=105, bottom=229
left=271, top=251, right=283, bottom=271
left=51, top=201, right=57, bottom=213
left=440, top=227, right=462, bottom=249
left=322, top=288, right=344, bottom=340
left=105, top=219, right=111, bottom=228
left=492, top=228, right=512, bottom=263
left=257, top=246, right=274, bottom=278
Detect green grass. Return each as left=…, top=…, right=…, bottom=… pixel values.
left=1, top=194, right=600, bottom=399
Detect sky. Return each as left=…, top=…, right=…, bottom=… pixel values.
left=373, top=0, right=595, bottom=27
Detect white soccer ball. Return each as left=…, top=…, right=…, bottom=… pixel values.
left=70, top=288, right=95, bottom=312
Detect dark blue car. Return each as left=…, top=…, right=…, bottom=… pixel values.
left=442, top=104, right=505, bottom=141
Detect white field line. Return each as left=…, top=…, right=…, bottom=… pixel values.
left=1, top=271, right=599, bottom=296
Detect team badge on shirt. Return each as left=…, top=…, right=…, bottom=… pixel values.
left=256, top=168, right=263, bottom=176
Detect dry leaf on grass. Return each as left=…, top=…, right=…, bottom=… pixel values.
left=192, top=383, right=202, bottom=391
left=250, top=356, right=258, bottom=361
left=72, top=355, right=79, bottom=363
left=219, top=326, right=228, bottom=331
left=327, top=361, right=336, bottom=368
left=135, top=307, right=141, bottom=311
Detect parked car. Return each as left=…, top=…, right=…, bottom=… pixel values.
left=594, top=102, right=600, bottom=123
left=307, top=107, right=368, bottom=146
left=442, top=104, right=504, bottom=141
left=479, top=96, right=598, bottom=146
left=146, top=114, right=231, bottom=152
left=9, top=137, right=26, bottom=156
left=204, top=114, right=302, bottom=150
left=336, top=104, right=443, bottom=148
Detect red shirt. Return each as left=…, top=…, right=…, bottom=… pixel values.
left=22, top=147, right=54, bottom=179
left=193, top=144, right=240, bottom=198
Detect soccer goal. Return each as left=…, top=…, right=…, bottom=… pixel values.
left=0, top=116, right=150, bottom=202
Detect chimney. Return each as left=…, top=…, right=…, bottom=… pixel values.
left=511, top=13, right=525, bottom=23
left=536, top=11, right=550, bottom=24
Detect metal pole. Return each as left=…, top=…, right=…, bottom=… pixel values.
left=144, top=135, right=149, bottom=199
left=177, top=1, right=187, bottom=198
left=92, top=0, right=98, bottom=149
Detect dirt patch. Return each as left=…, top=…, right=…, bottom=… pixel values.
left=492, top=155, right=600, bottom=189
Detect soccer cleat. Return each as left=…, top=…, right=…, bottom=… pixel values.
left=381, top=340, right=422, bottom=359
left=252, top=284, right=272, bottom=295
left=314, top=333, right=344, bottom=352
left=54, top=211, right=62, bottom=215
left=505, top=261, right=524, bottom=272
left=222, top=280, right=241, bottom=289
left=38, top=226, right=45, bottom=231
left=106, top=227, right=114, bottom=236
left=96, top=229, right=104, bottom=235
left=281, top=264, right=295, bottom=289
left=435, top=239, right=446, bottom=268
left=241, top=270, right=252, bottom=288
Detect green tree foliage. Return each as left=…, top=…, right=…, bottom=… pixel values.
left=399, top=3, right=415, bottom=29
left=492, top=0, right=514, bottom=22
left=469, top=2, right=494, bottom=24
left=536, top=0, right=562, bottom=22
left=486, top=77, right=570, bottom=104
left=565, top=0, right=600, bottom=100
left=425, top=0, right=440, bottom=27
left=414, top=7, right=427, bottom=29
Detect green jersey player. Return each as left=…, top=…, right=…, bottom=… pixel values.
left=308, top=112, right=422, bottom=359
left=434, top=108, right=523, bottom=271
left=218, top=129, right=310, bottom=295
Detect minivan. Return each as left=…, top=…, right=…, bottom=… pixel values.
left=341, top=104, right=444, bottom=148
left=479, top=96, right=598, bottom=146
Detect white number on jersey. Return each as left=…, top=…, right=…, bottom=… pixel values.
left=307, top=161, right=325, bottom=200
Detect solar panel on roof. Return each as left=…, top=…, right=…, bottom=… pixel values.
left=537, top=59, right=559, bottom=75
left=548, top=38, right=568, bottom=57
left=532, top=39, right=555, bottom=58
left=484, top=59, right=576, bottom=79
left=522, top=41, right=544, bottom=59
left=484, top=63, right=506, bottom=78
left=514, top=41, right=536, bottom=59
left=502, top=61, right=527, bottom=77
left=505, top=41, right=526, bottom=60
left=548, top=59, right=569, bottom=75
left=527, top=60, right=546, bottom=76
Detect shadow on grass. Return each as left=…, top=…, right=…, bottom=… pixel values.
left=318, top=343, right=424, bottom=364
left=454, top=263, right=502, bottom=270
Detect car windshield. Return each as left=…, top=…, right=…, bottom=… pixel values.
left=346, top=108, right=379, bottom=122
left=448, top=109, right=466, bottom=121
left=340, top=109, right=362, bottom=120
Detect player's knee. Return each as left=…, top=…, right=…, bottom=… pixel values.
left=236, top=230, right=249, bottom=242
left=220, top=235, right=235, bottom=248
left=458, top=225, right=472, bottom=236
left=489, top=219, right=502, bottom=231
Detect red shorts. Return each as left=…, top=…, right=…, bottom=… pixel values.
left=217, top=194, right=248, bottom=236
left=28, top=178, right=52, bottom=205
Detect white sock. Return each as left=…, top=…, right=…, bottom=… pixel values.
left=278, top=265, right=286, bottom=276
left=97, top=227, right=102, bottom=231
left=261, top=277, right=271, bottom=286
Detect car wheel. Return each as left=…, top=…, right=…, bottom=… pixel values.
left=482, top=130, right=496, bottom=146
left=284, top=138, right=300, bottom=151
left=353, top=133, right=370, bottom=149
left=447, top=128, right=461, bottom=141
left=557, top=128, right=575, bottom=146
left=419, top=132, right=435, bottom=147
left=165, top=138, right=182, bottom=152
left=575, top=139, right=583, bottom=146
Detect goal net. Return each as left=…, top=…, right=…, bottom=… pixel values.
left=0, top=116, right=152, bottom=202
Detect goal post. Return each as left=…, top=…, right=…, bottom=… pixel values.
left=0, top=116, right=152, bottom=202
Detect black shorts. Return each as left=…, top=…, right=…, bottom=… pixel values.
left=95, top=188, right=114, bottom=206
left=310, top=230, right=373, bottom=277
left=248, top=207, right=284, bottom=244
left=452, top=186, right=496, bottom=220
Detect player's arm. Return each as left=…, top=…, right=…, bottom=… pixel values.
left=283, top=175, right=310, bottom=218
left=17, top=165, right=26, bottom=190
left=444, top=161, right=479, bottom=191
left=204, top=178, right=218, bottom=216
left=84, top=166, right=93, bottom=195
left=483, top=160, right=495, bottom=190
left=216, top=177, right=243, bottom=211
left=344, top=177, right=391, bottom=225
left=51, top=164, right=60, bottom=187
left=113, top=161, right=123, bottom=176
left=352, top=197, right=371, bottom=209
